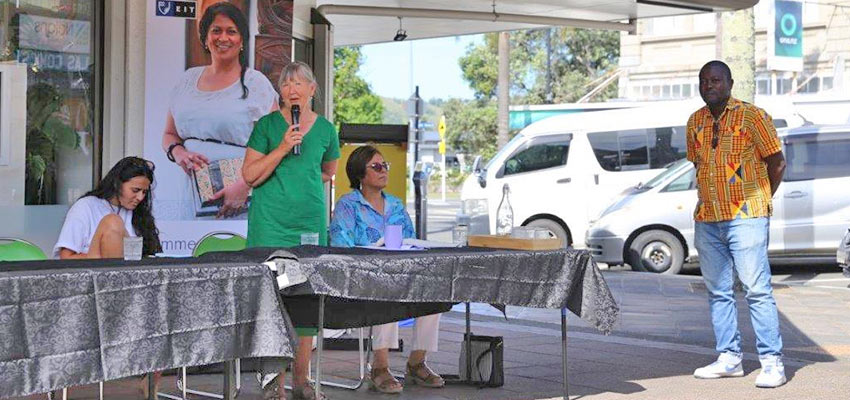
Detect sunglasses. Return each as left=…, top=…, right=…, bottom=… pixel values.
left=711, top=122, right=719, bottom=149
left=367, top=161, right=390, bottom=172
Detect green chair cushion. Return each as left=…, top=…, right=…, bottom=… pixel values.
left=193, top=233, right=247, bottom=257
left=0, top=240, right=47, bottom=261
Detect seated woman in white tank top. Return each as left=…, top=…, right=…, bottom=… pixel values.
left=54, top=156, right=162, bottom=259
left=53, top=156, right=163, bottom=397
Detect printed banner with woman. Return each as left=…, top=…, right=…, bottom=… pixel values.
left=143, top=0, right=293, bottom=254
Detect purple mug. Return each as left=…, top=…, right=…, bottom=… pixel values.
left=384, top=225, right=403, bottom=249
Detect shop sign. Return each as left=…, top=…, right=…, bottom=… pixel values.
left=16, top=48, right=90, bottom=72
left=19, top=14, right=90, bottom=54
left=767, top=0, right=803, bottom=72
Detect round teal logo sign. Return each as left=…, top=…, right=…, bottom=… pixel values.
left=780, top=13, right=797, bottom=36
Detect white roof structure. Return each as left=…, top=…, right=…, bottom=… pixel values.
left=297, top=0, right=758, bottom=46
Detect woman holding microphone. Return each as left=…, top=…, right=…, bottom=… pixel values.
left=242, top=61, right=340, bottom=400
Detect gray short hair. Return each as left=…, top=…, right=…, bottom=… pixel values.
left=278, top=61, right=317, bottom=88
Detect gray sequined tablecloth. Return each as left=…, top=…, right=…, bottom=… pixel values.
left=227, top=246, right=620, bottom=334
left=0, top=246, right=620, bottom=398
left=0, top=259, right=295, bottom=398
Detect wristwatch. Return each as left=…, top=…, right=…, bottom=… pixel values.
left=166, top=142, right=184, bottom=162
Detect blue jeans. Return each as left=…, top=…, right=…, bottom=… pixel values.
left=695, top=217, right=783, bottom=357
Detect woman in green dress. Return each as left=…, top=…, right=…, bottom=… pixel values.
left=242, top=61, right=340, bottom=400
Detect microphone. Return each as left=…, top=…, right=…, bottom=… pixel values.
left=291, top=104, right=301, bottom=156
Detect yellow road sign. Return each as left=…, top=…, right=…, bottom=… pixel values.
left=438, top=115, right=446, bottom=138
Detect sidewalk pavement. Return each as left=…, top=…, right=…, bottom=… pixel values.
left=15, top=270, right=850, bottom=400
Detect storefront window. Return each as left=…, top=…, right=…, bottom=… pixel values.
left=1, top=0, right=100, bottom=205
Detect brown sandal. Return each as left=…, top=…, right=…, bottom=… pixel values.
left=368, top=367, right=403, bottom=394
left=406, top=362, right=445, bottom=388
left=292, top=382, right=328, bottom=400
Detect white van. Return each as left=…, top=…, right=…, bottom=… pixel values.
left=586, top=124, right=850, bottom=274
left=459, top=98, right=804, bottom=247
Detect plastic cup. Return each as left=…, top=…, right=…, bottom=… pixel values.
left=452, top=224, right=469, bottom=246
left=123, top=236, right=143, bottom=261
left=384, top=225, right=403, bottom=249
left=300, top=232, right=319, bottom=246
left=534, top=228, right=555, bottom=239
left=510, top=226, right=535, bottom=239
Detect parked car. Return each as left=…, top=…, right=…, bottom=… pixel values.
left=586, top=124, right=850, bottom=274
left=839, top=227, right=850, bottom=278
left=460, top=98, right=804, bottom=247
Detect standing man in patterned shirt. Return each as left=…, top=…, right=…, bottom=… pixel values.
left=687, top=60, right=787, bottom=388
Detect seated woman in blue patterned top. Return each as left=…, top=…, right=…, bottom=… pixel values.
left=330, top=145, right=445, bottom=394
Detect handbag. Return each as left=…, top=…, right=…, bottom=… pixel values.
left=459, top=333, right=504, bottom=387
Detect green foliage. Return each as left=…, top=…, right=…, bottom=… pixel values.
left=427, top=168, right=469, bottom=193
left=333, top=46, right=383, bottom=128
left=380, top=97, right=445, bottom=126
left=443, top=98, right=500, bottom=158
left=25, top=83, right=78, bottom=205
left=458, top=28, right=620, bottom=103
left=381, top=97, right=408, bottom=124
left=450, top=27, right=619, bottom=158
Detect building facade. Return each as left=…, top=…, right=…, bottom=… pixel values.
left=618, top=1, right=850, bottom=102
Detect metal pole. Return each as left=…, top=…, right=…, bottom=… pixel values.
left=358, top=328, right=365, bottom=381
left=316, top=295, right=326, bottom=399
left=147, top=374, right=155, bottom=400
left=223, top=361, right=234, bottom=400
left=465, top=302, right=472, bottom=383
left=561, top=307, right=569, bottom=400
left=413, top=86, right=420, bottom=163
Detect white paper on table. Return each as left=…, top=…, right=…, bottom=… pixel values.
left=402, top=238, right=460, bottom=248
left=153, top=253, right=193, bottom=258
left=357, top=238, right=460, bottom=251
left=357, top=244, right=424, bottom=251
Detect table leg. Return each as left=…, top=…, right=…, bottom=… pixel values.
left=223, top=360, right=235, bottom=400
left=315, top=295, right=326, bottom=399
left=147, top=373, right=156, bottom=400
left=465, top=302, right=472, bottom=383
left=561, top=307, right=569, bottom=400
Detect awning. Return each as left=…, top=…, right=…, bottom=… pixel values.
left=302, top=0, right=758, bottom=46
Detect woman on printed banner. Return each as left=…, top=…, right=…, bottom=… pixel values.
left=161, top=2, right=278, bottom=219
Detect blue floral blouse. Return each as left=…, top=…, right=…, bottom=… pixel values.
left=329, top=189, right=415, bottom=247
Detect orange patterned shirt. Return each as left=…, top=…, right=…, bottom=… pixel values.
left=686, top=98, right=782, bottom=222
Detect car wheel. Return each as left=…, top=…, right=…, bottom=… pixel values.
left=627, top=230, right=684, bottom=274
left=526, top=219, right=571, bottom=248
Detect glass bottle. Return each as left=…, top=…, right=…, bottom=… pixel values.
left=496, top=184, right=514, bottom=235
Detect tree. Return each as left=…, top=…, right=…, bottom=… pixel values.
left=459, top=27, right=620, bottom=104
left=443, top=98, right=500, bottom=160
left=333, top=46, right=383, bottom=128
left=450, top=27, right=620, bottom=158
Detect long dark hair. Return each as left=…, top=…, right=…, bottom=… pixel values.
left=199, top=2, right=250, bottom=99
left=83, top=157, right=162, bottom=256
left=346, top=145, right=381, bottom=189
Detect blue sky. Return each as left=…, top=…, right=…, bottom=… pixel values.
left=359, top=35, right=482, bottom=101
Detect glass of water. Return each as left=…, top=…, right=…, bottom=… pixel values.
left=300, top=232, right=319, bottom=246
left=123, top=236, right=143, bottom=261
left=452, top=224, right=469, bottom=246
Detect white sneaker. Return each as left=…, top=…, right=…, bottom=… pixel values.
left=694, top=352, right=744, bottom=379
left=755, top=355, right=786, bottom=388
